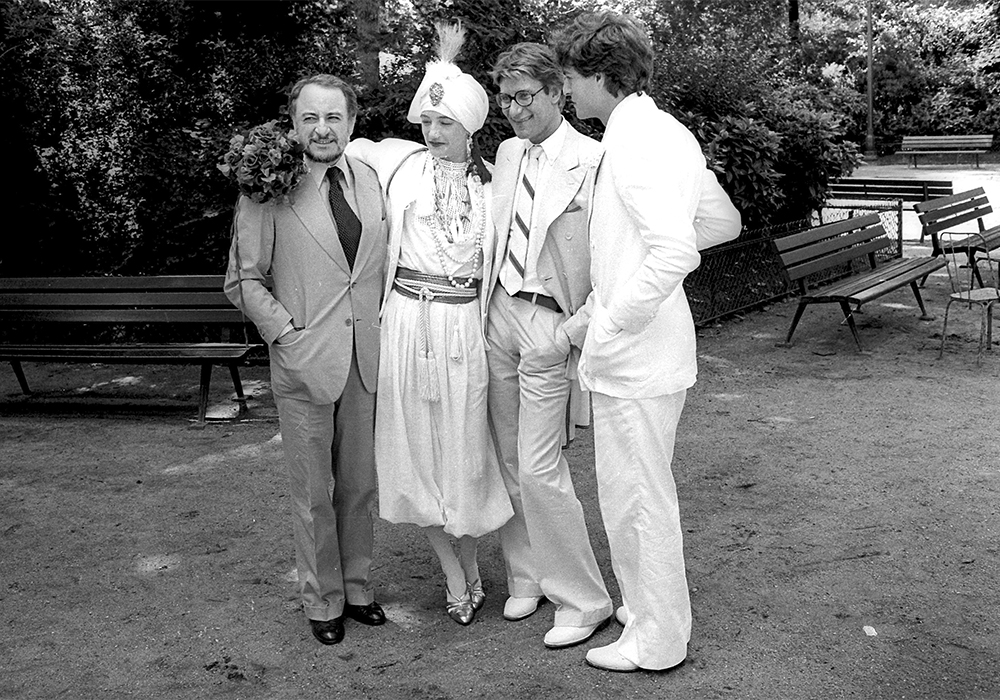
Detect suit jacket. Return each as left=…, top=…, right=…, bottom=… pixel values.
left=580, top=93, right=738, bottom=399
left=488, top=124, right=604, bottom=366
left=223, top=155, right=387, bottom=405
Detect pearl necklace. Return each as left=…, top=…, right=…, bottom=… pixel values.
left=420, top=156, right=487, bottom=289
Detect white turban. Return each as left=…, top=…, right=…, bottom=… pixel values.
left=406, top=24, right=489, bottom=135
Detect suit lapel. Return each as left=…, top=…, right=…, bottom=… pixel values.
left=290, top=173, right=351, bottom=274
left=490, top=143, right=520, bottom=289
left=534, top=130, right=587, bottom=237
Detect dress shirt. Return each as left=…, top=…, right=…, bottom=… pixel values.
left=501, top=119, right=568, bottom=297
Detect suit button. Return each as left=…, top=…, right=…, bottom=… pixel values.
left=344, top=318, right=353, bottom=326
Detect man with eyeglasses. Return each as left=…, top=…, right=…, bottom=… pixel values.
left=484, top=42, right=612, bottom=650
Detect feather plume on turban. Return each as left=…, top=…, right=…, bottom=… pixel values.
left=407, top=21, right=489, bottom=135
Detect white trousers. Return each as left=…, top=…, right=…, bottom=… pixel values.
left=593, top=389, right=690, bottom=669
left=487, top=287, right=612, bottom=626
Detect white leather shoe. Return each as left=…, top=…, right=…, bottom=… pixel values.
left=503, top=596, right=543, bottom=621
left=614, top=605, right=628, bottom=626
left=585, top=641, right=640, bottom=672
left=543, top=621, right=602, bottom=648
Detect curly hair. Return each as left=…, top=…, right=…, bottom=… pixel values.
left=549, top=11, right=653, bottom=98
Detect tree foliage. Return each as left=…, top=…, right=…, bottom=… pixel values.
left=1, top=0, right=997, bottom=274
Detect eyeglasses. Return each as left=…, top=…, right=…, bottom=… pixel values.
left=495, top=87, right=545, bottom=109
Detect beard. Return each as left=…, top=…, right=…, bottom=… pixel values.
left=305, top=138, right=345, bottom=164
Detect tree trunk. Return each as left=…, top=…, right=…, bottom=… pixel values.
left=353, top=0, right=382, bottom=92
left=788, top=0, right=800, bottom=44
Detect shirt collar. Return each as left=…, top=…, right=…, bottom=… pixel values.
left=526, top=117, right=567, bottom=163
left=306, top=155, right=353, bottom=191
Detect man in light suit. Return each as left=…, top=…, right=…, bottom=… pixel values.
left=552, top=13, right=742, bottom=672
left=224, top=74, right=388, bottom=646
left=486, top=43, right=613, bottom=649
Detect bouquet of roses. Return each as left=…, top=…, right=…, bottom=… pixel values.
left=218, top=120, right=308, bottom=205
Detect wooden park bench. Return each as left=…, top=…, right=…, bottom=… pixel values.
left=823, top=177, right=954, bottom=243
left=915, top=188, right=1000, bottom=287
left=897, top=135, right=993, bottom=168
left=0, top=275, right=263, bottom=423
left=774, top=213, right=947, bottom=351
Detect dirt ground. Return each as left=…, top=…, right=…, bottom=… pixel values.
left=2, top=164, right=1000, bottom=700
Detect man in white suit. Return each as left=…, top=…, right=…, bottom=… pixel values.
left=224, top=74, right=388, bottom=646
left=552, top=13, right=742, bottom=672
left=486, top=43, right=613, bottom=649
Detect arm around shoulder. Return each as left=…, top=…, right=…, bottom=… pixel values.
left=347, top=137, right=427, bottom=188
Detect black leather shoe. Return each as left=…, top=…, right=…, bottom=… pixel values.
left=310, top=617, right=345, bottom=645
left=343, top=601, right=387, bottom=626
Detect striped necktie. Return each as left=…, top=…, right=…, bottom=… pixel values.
left=502, top=144, right=542, bottom=295
left=328, top=167, right=362, bottom=270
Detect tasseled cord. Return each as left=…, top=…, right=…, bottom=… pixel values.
left=417, top=289, right=441, bottom=402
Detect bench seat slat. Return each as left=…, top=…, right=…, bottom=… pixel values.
left=0, top=292, right=238, bottom=308
left=941, top=225, right=1000, bottom=253
left=0, top=344, right=255, bottom=363
left=804, top=257, right=947, bottom=304
left=898, top=149, right=988, bottom=155
left=0, top=275, right=230, bottom=291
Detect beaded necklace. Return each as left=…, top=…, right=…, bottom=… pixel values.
left=419, top=155, right=486, bottom=289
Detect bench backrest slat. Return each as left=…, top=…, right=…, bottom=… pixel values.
left=829, top=178, right=953, bottom=202
left=901, top=135, right=993, bottom=150
left=784, top=238, right=890, bottom=282
left=774, top=213, right=882, bottom=253
left=0, top=291, right=237, bottom=308
left=0, top=309, right=247, bottom=324
left=914, top=188, right=992, bottom=236
left=774, top=214, right=892, bottom=283
left=0, top=275, right=258, bottom=328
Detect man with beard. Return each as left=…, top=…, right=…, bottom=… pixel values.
left=224, top=74, right=388, bottom=645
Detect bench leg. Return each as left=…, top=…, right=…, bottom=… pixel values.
left=839, top=300, right=864, bottom=352
left=197, top=363, right=212, bottom=424
left=971, top=254, right=985, bottom=289
left=909, top=281, right=935, bottom=321
left=782, top=301, right=809, bottom=346
left=229, top=364, right=249, bottom=416
left=10, top=361, right=31, bottom=395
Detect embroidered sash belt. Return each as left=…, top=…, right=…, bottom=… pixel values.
left=392, top=266, right=480, bottom=304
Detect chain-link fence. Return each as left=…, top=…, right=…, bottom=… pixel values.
left=685, top=220, right=806, bottom=326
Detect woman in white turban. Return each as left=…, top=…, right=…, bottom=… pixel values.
left=348, top=21, right=512, bottom=626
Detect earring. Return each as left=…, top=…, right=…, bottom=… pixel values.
left=466, top=133, right=473, bottom=161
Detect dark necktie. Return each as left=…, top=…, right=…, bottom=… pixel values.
left=328, top=168, right=362, bottom=270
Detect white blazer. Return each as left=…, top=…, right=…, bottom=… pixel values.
left=580, top=93, right=739, bottom=398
